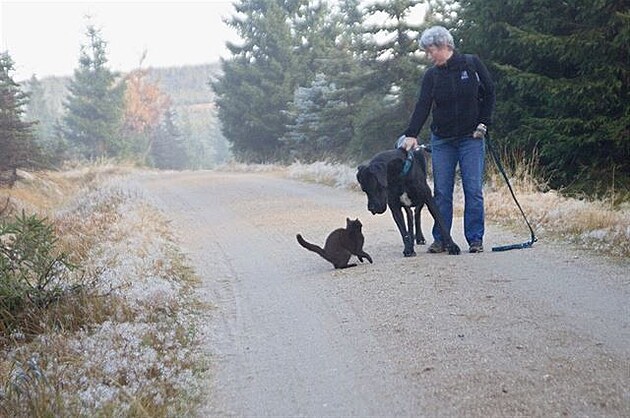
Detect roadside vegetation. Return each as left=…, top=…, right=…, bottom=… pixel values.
left=0, top=1, right=627, bottom=415
left=285, top=154, right=630, bottom=259
left=0, top=152, right=627, bottom=416
left=0, top=164, right=207, bottom=417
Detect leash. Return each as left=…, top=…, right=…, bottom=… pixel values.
left=400, top=152, right=414, bottom=177
left=486, top=132, right=538, bottom=251
left=396, top=136, right=434, bottom=177
left=396, top=136, right=416, bottom=177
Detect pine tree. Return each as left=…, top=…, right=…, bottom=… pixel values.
left=281, top=73, right=348, bottom=161
left=291, top=1, right=340, bottom=85
left=280, top=1, right=364, bottom=161
left=457, top=0, right=629, bottom=194
left=24, top=75, right=64, bottom=166
left=150, top=110, right=188, bottom=170
left=349, top=0, right=428, bottom=157
left=0, top=52, right=38, bottom=186
left=24, top=76, right=54, bottom=141
left=61, top=24, right=124, bottom=160
left=213, top=0, right=305, bottom=162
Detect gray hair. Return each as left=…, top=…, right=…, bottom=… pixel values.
left=419, top=26, right=455, bottom=50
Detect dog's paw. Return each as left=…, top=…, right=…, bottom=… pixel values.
left=447, top=243, right=461, bottom=255
left=403, top=246, right=416, bottom=257
left=403, top=235, right=416, bottom=257
left=416, top=237, right=426, bottom=245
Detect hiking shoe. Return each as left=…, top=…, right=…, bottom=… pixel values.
left=427, top=241, right=445, bottom=253
left=469, top=242, right=484, bottom=253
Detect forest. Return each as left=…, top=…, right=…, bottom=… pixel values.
left=1, top=0, right=628, bottom=199
left=0, top=31, right=228, bottom=184
left=214, top=0, right=628, bottom=198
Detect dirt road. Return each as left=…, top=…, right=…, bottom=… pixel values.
left=141, top=170, right=629, bottom=417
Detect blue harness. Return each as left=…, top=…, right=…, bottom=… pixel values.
left=400, top=152, right=414, bottom=177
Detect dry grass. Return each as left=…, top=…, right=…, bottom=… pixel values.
left=288, top=160, right=360, bottom=190
left=285, top=158, right=630, bottom=259
left=1, top=162, right=207, bottom=417
left=215, top=160, right=285, bottom=174
left=1, top=156, right=626, bottom=416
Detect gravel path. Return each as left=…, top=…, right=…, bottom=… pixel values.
left=141, top=170, right=629, bottom=417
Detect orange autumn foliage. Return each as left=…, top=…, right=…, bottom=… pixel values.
left=123, top=69, right=170, bottom=134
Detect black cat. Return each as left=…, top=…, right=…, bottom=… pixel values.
left=296, top=218, right=373, bottom=269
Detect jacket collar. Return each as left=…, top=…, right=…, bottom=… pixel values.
left=444, top=50, right=461, bottom=69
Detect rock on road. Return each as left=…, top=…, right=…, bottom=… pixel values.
left=141, top=170, right=629, bottom=417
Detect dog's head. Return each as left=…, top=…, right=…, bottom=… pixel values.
left=356, top=161, right=388, bottom=215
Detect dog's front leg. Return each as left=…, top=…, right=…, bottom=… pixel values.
left=390, top=205, right=415, bottom=257
left=404, top=205, right=415, bottom=243
left=414, top=203, right=426, bottom=245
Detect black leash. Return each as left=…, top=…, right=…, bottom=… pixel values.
left=486, top=132, right=538, bottom=251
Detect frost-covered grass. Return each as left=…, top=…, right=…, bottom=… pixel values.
left=2, top=156, right=624, bottom=415
left=215, top=160, right=285, bottom=173
left=286, top=159, right=630, bottom=258
left=288, top=160, right=360, bottom=190
left=1, top=167, right=206, bottom=417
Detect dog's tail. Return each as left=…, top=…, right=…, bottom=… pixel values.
left=296, top=234, right=329, bottom=261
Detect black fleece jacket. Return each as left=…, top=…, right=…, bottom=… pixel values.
left=403, top=51, right=495, bottom=139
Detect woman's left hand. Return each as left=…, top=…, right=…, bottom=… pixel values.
left=473, top=123, right=487, bottom=139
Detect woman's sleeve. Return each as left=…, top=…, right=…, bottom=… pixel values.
left=403, top=70, right=433, bottom=137
left=474, top=55, right=496, bottom=126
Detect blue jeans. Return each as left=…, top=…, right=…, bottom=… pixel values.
left=430, top=133, right=485, bottom=245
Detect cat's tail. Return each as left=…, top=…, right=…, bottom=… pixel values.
left=296, top=234, right=330, bottom=261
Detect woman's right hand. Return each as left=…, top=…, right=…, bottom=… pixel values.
left=403, top=136, right=418, bottom=151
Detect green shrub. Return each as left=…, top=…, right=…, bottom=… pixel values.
left=0, top=212, right=78, bottom=333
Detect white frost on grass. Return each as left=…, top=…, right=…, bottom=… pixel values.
left=288, top=160, right=629, bottom=257
left=287, top=160, right=359, bottom=190
left=66, top=319, right=195, bottom=413
left=3, top=175, right=205, bottom=416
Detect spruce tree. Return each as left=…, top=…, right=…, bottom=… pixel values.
left=457, top=0, right=629, bottom=194
left=280, top=1, right=363, bottom=161
left=282, top=73, right=352, bottom=161
left=213, top=0, right=300, bottom=162
left=24, top=75, right=63, bottom=166
left=61, top=24, right=124, bottom=160
left=150, top=110, right=188, bottom=170
left=349, top=0, right=428, bottom=157
left=0, top=52, right=38, bottom=186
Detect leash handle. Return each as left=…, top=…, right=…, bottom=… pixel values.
left=492, top=241, right=533, bottom=252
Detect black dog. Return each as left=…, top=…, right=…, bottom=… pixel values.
left=356, top=148, right=460, bottom=256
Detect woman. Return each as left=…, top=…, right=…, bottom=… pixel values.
left=401, top=26, right=495, bottom=253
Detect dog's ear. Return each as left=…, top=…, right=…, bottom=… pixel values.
left=369, top=162, right=388, bottom=188
left=356, top=165, right=367, bottom=182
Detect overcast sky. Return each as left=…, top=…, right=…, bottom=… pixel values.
left=1, top=0, right=241, bottom=81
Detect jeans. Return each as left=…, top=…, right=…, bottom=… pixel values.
left=430, top=133, right=485, bottom=245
